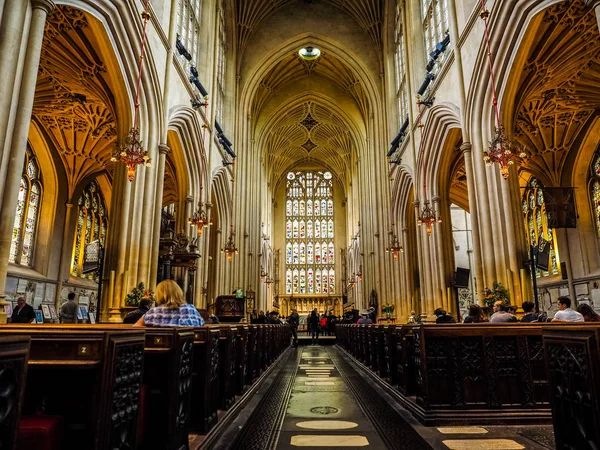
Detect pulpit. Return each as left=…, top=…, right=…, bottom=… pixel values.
left=215, top=295, right=244, bottom=322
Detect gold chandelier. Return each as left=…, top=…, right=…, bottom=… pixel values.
left=483, top=126, right=526, bottom=180
left=111, top=1, right=152, bottom=181
left=189, top=201, right=211, bottom=236
left=221, top=231, right=238, bottom=262
left=386, top=232, right=404, bottom=260
left=479, top=2, right=526, bottom=179
left=417, top=201, right=440, bottom=236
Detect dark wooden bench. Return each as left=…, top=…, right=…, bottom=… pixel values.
left=190, top=325, right=220, bottom=432
left=0, top=335, right=30, bottom=450
left=0, top=325, right=145, bottom=450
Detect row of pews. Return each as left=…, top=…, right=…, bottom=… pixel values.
left=0, top=323, right=290, bottom=450
left=337, top=323, right=600, bottom=449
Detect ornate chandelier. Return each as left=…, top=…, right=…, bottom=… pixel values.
left=386, top=232, right=404, bottom=260
left=483, top=126, right=526, bottom=179
left=111, top=1, right=152, bottom=181
left=189, top=201, right=211, bottom=236
left=479, top=1, right=526, bottom=179
left=417, top=201, right=440, bottom=236
left=221, top=231, right=238, bottom=262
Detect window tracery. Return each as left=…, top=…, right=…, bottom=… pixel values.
left=215, top=1, right=226, bottom=125
left=176, top=0, right=202, bottom=69
left=394, top=4, right=409, bottom=125
left=71, top=181, right=108, bottom=278
left=9, top=147, right=41, bottom=267
left=422, top=0, right=449, bottom=62
left=522, top=178, right=559, bottom=277
left=590, top=153, right=600, bottom=238
left=285, top=171, right=335, bottom=294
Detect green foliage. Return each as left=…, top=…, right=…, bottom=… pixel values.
left=125, top=282, right=154, bottom=306
left=483, top=282, right=509, bottom=307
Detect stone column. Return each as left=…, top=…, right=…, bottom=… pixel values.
left=0, top=0, right=29, bottom=196
left=432, top=196, right=447, bottom=310
left=0, top=0, right=55, bottom=324
left=499, top=166, right=522, bottom=307
left=149, top=143, right=170, bottom=287
left=461, top=143, right=484, bottom=303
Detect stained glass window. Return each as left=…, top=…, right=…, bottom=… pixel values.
left=215, top=0, right=226, bottom=125
left=522, top=178, right=559, bottom=277
left=176, top=0, right=202, bottom=71
left=590, top=153, right=600, bottom=239
left=71, top=181, right=108, bottom=278
left=9, top=147, right=41, bottom=267
left=285, top=171, right=335, bottom=294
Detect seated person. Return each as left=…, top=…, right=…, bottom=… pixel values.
left=434, top=308, right=456, bottom=324
left=134, top=280, right=204, bottom=327
left=578, top=303, right=600, bottom=322
left=552, top=296, right=584, bottom=322
left=490, top=304, right=518, bottom=323
left=463, top=304, right=488, bottom=323
left=520, top=301, right=539, bottom=322
left=11, top=296, right=36, bottom=323
left=123, top=298, right=152, bottom=324
left=357, top=311, right=373, bottom=324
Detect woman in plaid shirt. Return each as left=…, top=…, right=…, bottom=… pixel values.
left=134, top=280, right=204, bottom=327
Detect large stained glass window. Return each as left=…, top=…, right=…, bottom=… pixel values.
left=522, top=178, right=559, bottom=277
left=71, top=181, right=108, bottom=278
left=394, top=3, right=409, bottom=126
left=285, top=171, right=335, bottom=294
left=215, top=0, right=226, bottom=126
left=591, top=153, right=600, bottom=239
left=9, top=147, right=41, bottom=267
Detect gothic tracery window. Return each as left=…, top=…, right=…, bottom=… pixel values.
left=285, top=171, right=335, bottom=295
left=522, top=178, right=559, bottom=277
left=9, top=147, right=41, bottom=267
left=215, top=1, right=226, bottom=125
left=590, top=153, right=600, bottom=238
left=422, top=0, right=449, bottom=62
left=176, top=0, right=202, bottom=70
left=71, top=181, right=108, bottom=278
left=394, top=3, right=409, bottom=126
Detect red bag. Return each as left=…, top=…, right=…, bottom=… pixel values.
left=320, top=317, right=327, bottom=327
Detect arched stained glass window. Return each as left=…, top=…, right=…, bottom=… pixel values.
left=71, top=181, right=108, bottom=278
left=285, top=171, right=335, bottom=294
left=522, top=178, right=559, bottom=277
left=590, top=153, right=600, bottom=238
left=176, top=0, right=202, bottom=71
left=9, top=147, right=42, bottom=267
left=422, top=0, right=449, bottom=65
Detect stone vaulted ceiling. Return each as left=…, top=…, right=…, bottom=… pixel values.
left=252, top=50, right=369, bottom=120
left=265, top=101, right=352, bottom=186
left=33, top=6, right=118, bottom=197
left=515, top=0, right=600, bottom=185
left=235, top=0, right=382, bottom=58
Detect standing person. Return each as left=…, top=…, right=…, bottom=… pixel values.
left=60, top=292, right=79, bottom=324
left=123, top=298, right=152, bottom=324
left=309, top=308, right=320, bottom=345
left=256, top=310, right=267, bottom=324
left=134, top=280, right=204, bottom=327
left=319, top=314, right=328, bottom=335
left=368, top=307, right=377, bottom=323
left=552, top=297, right=584, bottom=322
left=11, top=296, right=36, bottom=323
left=287, top=309, right=299, bottom=347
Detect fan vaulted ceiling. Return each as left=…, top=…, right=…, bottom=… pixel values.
left=235, top=0, right=382, bottom=58
left=515, top=0, right=600, bottom=185
left=265, top=101, right=353, bottom=187
left=34, top=6, right=119, bottom=197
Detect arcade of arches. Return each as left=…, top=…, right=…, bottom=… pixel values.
left=1, top=0, right=600, bottom=447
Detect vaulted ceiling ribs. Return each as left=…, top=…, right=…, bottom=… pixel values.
left=515, top=0, right=600, bottom=184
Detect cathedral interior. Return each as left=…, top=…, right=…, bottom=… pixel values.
left=1, top=0, right=600, bottom=449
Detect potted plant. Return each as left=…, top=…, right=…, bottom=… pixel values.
left=125, top=282, right=154, bottom=307
left=483, top=282, right=509, bottom=307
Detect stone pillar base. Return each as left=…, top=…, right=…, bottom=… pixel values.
left=108, top=308, right=123, bottom=323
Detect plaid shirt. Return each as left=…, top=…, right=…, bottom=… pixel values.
left=143, top=303, right=205, bottom=327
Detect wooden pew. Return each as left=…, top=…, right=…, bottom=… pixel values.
left=247, top=325, right=259, bottom=383
left=189, top=325, right=220, bottom=433
left=0, top=325, right=145, bottom=450
left=0, top=336, right=30, bottom=450
left=213, top=324, right=237, bottom=410
left=543, top=325, right=600, bottom=450
left=235, top=324, right=249, bottom=395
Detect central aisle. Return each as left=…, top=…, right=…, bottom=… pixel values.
left=274, top=345, right=388, bottom=448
